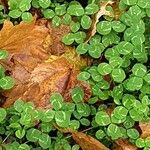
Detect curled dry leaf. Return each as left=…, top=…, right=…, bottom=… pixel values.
left=72, top=131, right=110, bottom=150
left=139, top=122, right=150, bottom=138
left=113, top=139, right=137, bottom=150
left=85, top=1, right=114, bottom=43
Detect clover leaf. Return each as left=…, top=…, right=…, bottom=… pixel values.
left=52, top=16, right=61, bottom=27
left=132, top=63, right=147, bottom=77
left=71, top=87, right=84, bottom=103
left=98, top=63, right=112, bottom=75
left=0, top=108, right=6, bottom=122
left=43, top=9, right=55, bottom=19
left=55, top=111, right=71, bottom=128
left=21, top=12, right=32, bottom=22
left=67, top=4, right=84, bottom=16
left=111, top=21, right=126, bottom=32
left=8, top=9, right=22, bottom=18
left=0, top=50, right=9, bottom=59
left=39, top=0, right=51, bottom=9
left=70, top=21, right=80, bottom=33
left=85, top=3, right=99, bottom=15
left=81, top=15, right=92, bottom=29
left=122, top=0, right=137, bottom=6
left=136, top=138, right=145, bottom=148
left=50, top=92, right=63, bottom=110
left=0, top=76, right=15, bottom=90
left=111, top=68, right=126, bottom=83
left=76, top=43, right=89, bottom=55
left=97, top=21, right=112, bottom=35
left=127, top=128, right=139, bottom=139
left=55, top=4, right=66, bottom=16
left=19, top=0, right=31, bottom=12
left=62, top=33, right=74, bottom=45
left=95, top=111, right=111, bottom=126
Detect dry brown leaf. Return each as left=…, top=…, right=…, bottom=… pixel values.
left=85, top=1, right=114, bottom=43
left=113, top=139, right=137, bottom=150
left=139, top=122, right=150, bottom=138
left=0, top=18, right=49, bottom=60
left=72, top=131, right=109, bottom=150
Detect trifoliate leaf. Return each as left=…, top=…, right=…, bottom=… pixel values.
left=98, top=63, right=112, bottom=75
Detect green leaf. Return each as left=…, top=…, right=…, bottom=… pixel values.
left=97, top=21, right=112, bottom=35
left=71, top=87, right=84, bottom=103
left=137, top=0, right=150, bottom=8
left=62, top=103, right=75, bottom=112
left=144, top=73, right=150, bottom=84
left=62, top=33, right=74, bottom=45
left=62, top=13, right=72, bottom=25
left=39, top=0, right=51, bottom=9
left=123, top=116, right=135, bottom=129
left=80, top=118, right=90, bottom=126
left=109, top=56, right=123, bottom=68
left=111, top=68, right=126, bottom=83
left=70, top=21, right=80, bottom=33
left=85, top=3, right=99, bottom=15
left=126, top=77, right=143, bottom=91
left=43, top=9, right=55, bottom=19
left=69, top=120, right=80, bottom=130
left=129, top=108, right=143, bottom=121
left=15, top=129, right=25, bottom=139
left=145, top=137, right=150, bottom=147
left=122, top=0, right=138, bottom=6
left=32, top=0, right=40, bottom=8
left=38, top=133, right=51, bottom=149
left=52, top=16, right=61, bottom=27
left=97, top=63, right=112, bottom=75
left=55, top=111, right=71, bottom=128
left=18, top=144, right=30, bottom=150
left=107, top=124, right=121, bottom=139
left=40, top=110, right=55, bottom=122
left=132, top=63, right=147, bottom=77
left=76, top=103, right=91, bottom=117
left=74, top=31, right=86, bottom=44
left=76, top=43, right=89, bottom=55
left=14, top=100, right=24, bottom=113
left=55, top=4, right=66, bottom=16
left=0, top=50, right=9, bottom=59
left=0, top=76, right=15, bottom=90
left=136, top=138, right=145, bottom=148
left=95, top=111, right=111, bottom=126
left=105, top=47, right=120, bottom=60
left=113, top=106, right=128, bottom=120
left=141, top=95, right=150, bottom=106
left=77, top=71, right=90, bottom=81
left=41, top=122, right=52, bottom=133
left=26, top=128, right=41, bottom=142
left=50, top=92, right=63, bottom=110
left=89, top=34, right=101, bottom=45
left=0, top=65, right=5, bottom=78
left=20, top=112, right=32, bottom=125
left=72, top=145, right=80, bottom=150
left=116, top=41, right=134, bottom=55
left=9, top=9, right=22, bottom=18
left=81, top=15, right=92, bottom=29
left=111, top=21, right=126, bottom=32
left=96, top=129, right=106, bottom=139
left=0, top=108, right=6, bottom=122
left=88, top=43, right=104, bottom=59
left=127, top=128, right=139, bottom=139
left=19, top=0, right=31, bottom=12
left=21, top=12, right=32, bottom=22
left=67, top=4, right=84, bottom=16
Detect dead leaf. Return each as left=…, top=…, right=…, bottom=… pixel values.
left=113, top=139, right=137, bottom=150
left=0, top=18, right=49, bottom=60
left=139, top=122, right=150, bottom=138
left=72, top=131, right=109, bottom=150
left=85, top=1, right=114, bottom=43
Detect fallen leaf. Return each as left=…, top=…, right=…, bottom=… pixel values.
left=72, top=131, right=110, bottom=150
left=85, top=1, right=114, bottom=43
left=113, top=139, right=137, bottom=150
left=139, top=122, right=150, bottom=138
left=0, top=18, right=49, bottom=60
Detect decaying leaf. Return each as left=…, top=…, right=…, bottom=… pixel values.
left=85, top=1, right=114, bottom=43
left=113, top=139, right=137, bottom=150
left=0, top=18, right=49, bottom=60
left=139, top=122, right=150, bottom=138
left=72, top=131, right=109, bottom=150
